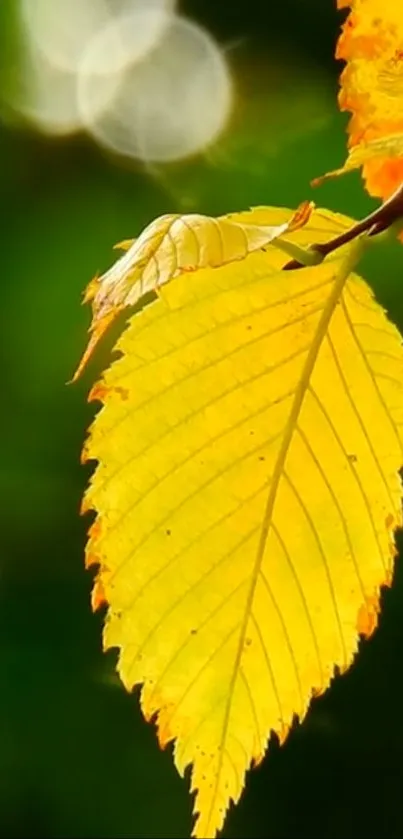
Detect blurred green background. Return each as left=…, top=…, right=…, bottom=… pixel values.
left=1, top=1, right=403, bottom=837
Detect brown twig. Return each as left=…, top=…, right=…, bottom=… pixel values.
left=283, top=182, right=403, bottom=270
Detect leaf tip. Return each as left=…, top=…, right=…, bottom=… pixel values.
left=83, top=273, right=100, bottom=304
left=71, top=310, right=121, bottom=384
left=290, top=199, right=315, bottom=229
left=277, top=721, right=291, bottom=746
left=113, top=238, right=136, bottom=252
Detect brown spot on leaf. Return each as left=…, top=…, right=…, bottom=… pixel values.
left=114, top=386, right=129, bottom=401
left=385, top=513, right=395, bottom=529
left=311, top=685, right=324, bottom=699
left=91, top=578, right=107, bottom=612
left=356, top=593, right=380, bottom=637
left=85, top=550, right=100, bottom=569
left=252, top=750, right=264, bottom=768
left=157, top=701, right=180, bottom=749
left=89, top=382, right=129, bottom=403
left=88, top=518, right=102, bottom=540
left=88, top=382, right=110, bottom=403
left=80, top=440, right=99, bottom=466
left=80, top=490, right=94, bottom=512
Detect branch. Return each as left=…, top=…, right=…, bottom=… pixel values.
left=282, top=182, right=403, bottom=270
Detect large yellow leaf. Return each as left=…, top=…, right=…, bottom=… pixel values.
left=80, top=205, right=403, bottom=838
left=317, top=0, right=403, bottom=199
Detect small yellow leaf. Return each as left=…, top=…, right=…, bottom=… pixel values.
left=71, top=201, right=313, bottom=382
left=80, top=205, right=403, bottom=838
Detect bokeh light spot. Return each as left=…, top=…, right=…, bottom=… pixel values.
left=78, top=12, right=233, bottom=163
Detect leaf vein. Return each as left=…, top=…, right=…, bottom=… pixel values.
left=283, top=470, right=348, bottom=667
left=180, top=217, right=202, bottom=265
left=239, top=667, right=262, bottom=757
left=110, top=278, right=332, bottom=385
left=296, top=424, right=367, bottom=600
left=345, top=284, right=379, bottom=313
left=124, top=533, right=256, bottom=676
left=341, top=297, right=403, bottom=460
left=201, top=243, right=362, bottom=836
left=105, top=421, right=283, bottom=586
left=327, top=331, right=396, bottom=510
left=258, top=554, right=305, bottom=710
left=148, top=622, right=241, bottom=737
left=308, top=385, right=386, bottom=572
left=95, top=346, right=305, bottom=528
left=249, top=612, right=284, bottom=725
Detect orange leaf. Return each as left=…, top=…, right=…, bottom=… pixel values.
left=317, top=0, right=403, bottom=200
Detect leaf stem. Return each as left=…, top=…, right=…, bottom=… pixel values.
left=283, top=182, right=403, bottom=270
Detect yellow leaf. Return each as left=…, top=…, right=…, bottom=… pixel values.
left=71, top=201, right=312, bottom=382
left=80, top=205, right=403, bottom=838
left=317, top=0, right=403, bottom=199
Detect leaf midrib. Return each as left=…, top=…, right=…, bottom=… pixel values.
left=202, top=237, right=367, bottom=837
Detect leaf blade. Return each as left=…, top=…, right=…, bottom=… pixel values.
left=81, top=207, right=403, bottom=838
